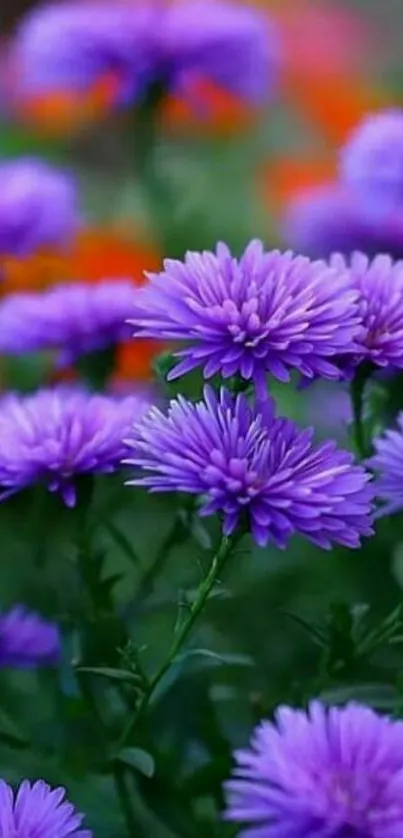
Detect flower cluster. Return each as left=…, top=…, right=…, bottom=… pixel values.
left=126, top=386, right=374, bottom=549
left=0, top=280, right=136, bottom=362
left=224, top=701, right=403, bottom=838
left=0, top=387, right=149, bottom=506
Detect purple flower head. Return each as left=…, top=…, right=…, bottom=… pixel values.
left=0, top=281, right=136, bottom=363
left=340, top=110, right=403, bottom=217
left=14, top=2, right=152, bottom=104
left=0, top=158, right=79, bottom=257
left=130, top=240, right=361, bottom=396
left=224, top=701, right=403, bottom=838
left=0, top=387, right=150, bottom=506
left=0, top=779, right=91, bottom=838
left=154, top=0, right=277, bottom=103
left=283, top=183, right=403, bottom=260
left=126, top=386, right=374, bottom=549
left=367, top=413, right=403, bottom=517
left=14, top=0, right=276, bottom=106
left=0, top=606, right=60, bottom=667
left=330, top=252, right=403, bottom=371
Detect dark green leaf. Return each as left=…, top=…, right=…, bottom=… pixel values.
left=76, top=667, right=143, bottom=685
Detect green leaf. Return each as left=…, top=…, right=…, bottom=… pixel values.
left=320, top=683, right=398, bottom=710
left=280, top=610, right=327, bottom=647
left=76, top=666, right=143, bottom=686
left=116, top=747, right=155, bottom=778
left=175, top=649, right=253, bottom=669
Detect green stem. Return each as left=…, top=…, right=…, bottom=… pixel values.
left=117, top=533, right=239, bottom=749
left=113, top=765, right=139, bottom=838
left=350, top=362, right=374, bottom=459
left=130, top=81, right=178, bottom=255
left=75, top=346, right=117, bottom=392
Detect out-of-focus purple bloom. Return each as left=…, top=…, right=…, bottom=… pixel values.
left=340, top=110, right=403, bottom=217
left=330, top=252, right=403, bottom=371
left=14, top=0, right=276, bottom=106
left=224, top=701, right=403, bottom=838
left=130, top=240, right=361, bottom=397
left=0, top=606, right=60, bottom=667
left=126, top=386, right=374, bottom=549
left=368, top=413, right=403, bottom=516
left=303, top=382, right=352, bottom=438
left=283, top=183, right=403, bottom=260
left=0, top=387, right=150, bottom=506
left=0, top=158, right=79, bottom=257
left=0, top=281, right=136, bottom=363
left=0, top=779, right=91, bottom=838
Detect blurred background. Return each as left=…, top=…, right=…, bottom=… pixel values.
left=0, top=1, right=403, bottom=836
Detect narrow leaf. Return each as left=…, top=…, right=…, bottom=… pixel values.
left=116, top=747, right=155, bottom=778
left=104, top=521, right=142, bottom=569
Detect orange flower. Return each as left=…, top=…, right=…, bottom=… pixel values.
left=0, top=228, right=160, bottom=294
left=1, top=227, right=162, bottom=383
left=69, top=228, right=161, bottom=284
left=289, top=76, right=387, bottom=147
left=14, top=73, right=120, bottom=138
left=264, top=155, right=335, bottom=216
left=163, top=77, right=255, bottom=138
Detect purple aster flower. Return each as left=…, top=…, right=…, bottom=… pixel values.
left=126, top=386, right=374, bottom=549
left=283, top=183, right=403, bottom=260
left=0, top=158, right=79, bottom=258
left=130, top=240, right=361, bottom=396
left=14, top=0, right=276, bottom=106
left=0, top=387, right=150, bottom=506
left=224, top=701, right=403, bottom=838
left=14, top=2, right=152, bottom=104
left=0, top=606, right=60, bottom=667
left=367, top=413, right=403, bottom=517
left=0, top=779, right=91, bottom=838
left=340, top=109, right=403, bottom=217
left=0, top=281, right=136, bottom=363
left=330, top=252, right=403, bottom=371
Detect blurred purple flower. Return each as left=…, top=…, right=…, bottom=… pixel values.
left=126, top=386, right=374, bottom=549
left=283, top=183, right=403, bottom=260
left=14, top=0, right=276, bottom=106
left=0, top=606, right=60, bottom=667
left=340, top=109, right=403, bottom=217
left=224, top=701, right=403, bottom=838
left=330, top=252, right=403, bottom=371
left=0, top=387, right=150, bottom=506
left=0, top=281, right=136, bottom=362
left=0, top=779, right=91, bottom=838
left=0, top=158, right=79, bottom=257
left=303, top=382, right=352, bottom=438
left=130, top=240, right=361, bottom=397
left=368, top=413, right=403, bottom=516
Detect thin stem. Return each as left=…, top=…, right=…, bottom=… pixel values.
left=350, top=362, right=374, bottom=459
left=113, top=765, right=139, bottom=838
left=117, top=533, right=239, bottom=749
